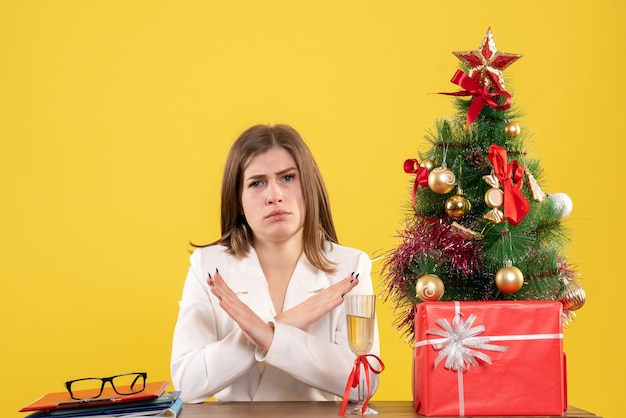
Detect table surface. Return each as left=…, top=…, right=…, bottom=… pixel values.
left=178, top=401, right=601, bottom=418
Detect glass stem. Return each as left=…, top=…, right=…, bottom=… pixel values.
left=358, top=365, right=366, bottom=406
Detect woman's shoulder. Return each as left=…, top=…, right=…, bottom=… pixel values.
left=192, top=244, right=230, bottom=256
left=190, top=244, right=235, bottom=264
left=324, top=241, right=370, bottom=261
left=188, top=244, right=251, bottom=276
left=322, top=242, right=373, bottom=281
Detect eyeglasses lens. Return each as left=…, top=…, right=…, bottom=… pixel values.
left=112, top=373, right=146, bottom=395
left=69, top=378, right=105, bottom=399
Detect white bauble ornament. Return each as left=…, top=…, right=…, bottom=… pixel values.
left=549, top=193, right=573, bottom=218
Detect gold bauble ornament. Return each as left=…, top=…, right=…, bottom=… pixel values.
left=558, top=281, right=586, bottom=311
left=428, top=165, right=456, bottom=194
left=445, top=191, right=472, bottom=219
left=495, top=264, right=524, bottom=293
left=484, top=187, right=504, bottom=208
left=415, top=274, right=445, bottom=302
left=505, top=122, right=521, bottom=137
left=420, top=158, right=435, bottom=172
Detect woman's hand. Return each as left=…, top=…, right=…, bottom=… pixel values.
left=208, top=270, right=274, bottom=351
left=275, top=273, right=359, bottom=330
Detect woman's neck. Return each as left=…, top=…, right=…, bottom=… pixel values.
left=254, top=237, right=302, bottom=271
left=253, top=237, right=303, bottom=314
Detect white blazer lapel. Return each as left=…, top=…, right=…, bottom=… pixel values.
left=225, top=247, right=275, bottom=321
left=282, top=254, right=332, bottom=311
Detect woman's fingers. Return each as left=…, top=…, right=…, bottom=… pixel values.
left=334, top=272, right=359, bottom=300
left=276, top=273, right=360, bottom=329
left=207, top=269, right=274, bottom=350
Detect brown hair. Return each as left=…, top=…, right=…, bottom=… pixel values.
left=207, top=124, right=338, bottom=273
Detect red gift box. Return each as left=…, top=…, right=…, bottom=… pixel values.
left=413, top=301, right=567, bottom=416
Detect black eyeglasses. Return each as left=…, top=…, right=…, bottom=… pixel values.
left=65, top=372, right=147, bottom=400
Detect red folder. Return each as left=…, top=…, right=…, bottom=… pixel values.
left=19, top=381, right=169, bottom=412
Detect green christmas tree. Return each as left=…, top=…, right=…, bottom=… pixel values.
left=382, top=28, right=585, bottom=340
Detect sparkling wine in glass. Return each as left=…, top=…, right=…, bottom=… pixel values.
left=345, top=294, right=377, bottom=415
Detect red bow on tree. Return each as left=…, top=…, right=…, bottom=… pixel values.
left=487, top=144, right=530, bottom=226
left=440, top=70, right=512, bottom=130
left=404, top=158, right=429, bottom=210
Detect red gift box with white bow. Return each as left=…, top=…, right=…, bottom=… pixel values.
left=413, top=301, right=567, bottom=416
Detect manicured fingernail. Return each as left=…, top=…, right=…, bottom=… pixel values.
left=355, top=273, right=360, bottom=278
left=208, top=272, right=212, bottom=279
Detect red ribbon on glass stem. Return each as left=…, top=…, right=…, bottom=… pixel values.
left=487, top=144, right=530, bottom=226
left=339, top=354, right=385, bottom=416
left=439, top=70, right=512, bottom=130
left=403, top=159, right=429, bottom=210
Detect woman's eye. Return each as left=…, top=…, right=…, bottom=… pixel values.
left=283, top=173, right=296, bottom=182
left=249, top=180, right=263, bottom=188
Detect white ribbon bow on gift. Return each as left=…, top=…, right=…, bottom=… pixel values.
left=426, top=311, right=509, bottom=371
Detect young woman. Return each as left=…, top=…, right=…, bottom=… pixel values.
left=170, top=124, right=380, bottom=402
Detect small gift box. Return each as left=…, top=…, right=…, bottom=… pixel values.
left=413, top=301, right=567, bottom=416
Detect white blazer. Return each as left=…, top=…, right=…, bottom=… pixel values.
left=170, top=241, right=380, bottom=403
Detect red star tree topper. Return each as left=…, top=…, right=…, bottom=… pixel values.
left=453, top=27, right=523, bottom=91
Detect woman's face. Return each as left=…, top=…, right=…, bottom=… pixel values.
left=240, top=147, right=306, bottom=247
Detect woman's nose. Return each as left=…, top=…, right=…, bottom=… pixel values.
left=265, top=182, right=283, bottom=204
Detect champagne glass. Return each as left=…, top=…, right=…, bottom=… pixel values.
left=345, top=294, right=377, bottom=415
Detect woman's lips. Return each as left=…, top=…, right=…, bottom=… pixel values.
left=266, top=210, right=289, bottom=221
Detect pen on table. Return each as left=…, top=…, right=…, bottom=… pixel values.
left=56, top=397, right=121, bottom=406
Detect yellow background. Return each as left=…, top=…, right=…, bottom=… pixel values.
left=1, top=1, right=623, bottom=417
